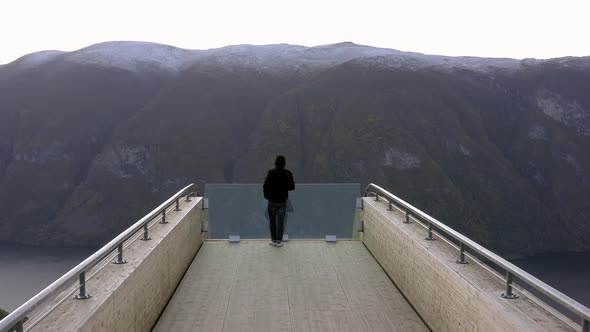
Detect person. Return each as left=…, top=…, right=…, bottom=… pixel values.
left=263, top=155, right=295, bottom=247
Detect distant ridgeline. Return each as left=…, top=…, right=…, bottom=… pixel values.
left=0, top=41, right=589, bottom=257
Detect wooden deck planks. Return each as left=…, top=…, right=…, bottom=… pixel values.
left=154, top=240, right=427, bottom=332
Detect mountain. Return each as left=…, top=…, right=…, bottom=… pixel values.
left=0, top=41, right=589, bottom=257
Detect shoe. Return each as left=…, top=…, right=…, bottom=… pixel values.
left=269, top=241, right=277, bottom=246
left=275, top=242, right=284, bottom=247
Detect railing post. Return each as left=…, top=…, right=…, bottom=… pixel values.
left=74, top=271, right=91, bottom=300
left=425, top=223, right=435, bottom=240
left=456, top=242, right=468, bottom=264
left=160, top=209, right=168, bottom=224
left=175, top=198, right=180, bottom=211
left=374, top=194, right=379, bottom=201
left=501, top=271, right=519, bottom=299
left=186, top=193, right=191, bottom=202
left=15, top=320, right=23, bottom=332
left=404, top=208, right=411, bottom=224
left=113, top=243, right=127, bottom=264
left=388, top=202, right=393, bottom=211
left=140, top=223, right=151, bottom=241
left=582, top=317, right=589, bottom=332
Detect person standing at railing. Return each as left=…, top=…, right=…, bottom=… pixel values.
left=263, top=155, right=295, bottom=247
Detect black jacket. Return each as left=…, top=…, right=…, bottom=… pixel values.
left=263, top=168, right=295, bottom=203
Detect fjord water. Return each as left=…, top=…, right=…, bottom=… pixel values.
left=510, top=251, right=590, bottom=307
left=0, top=245, right=95, bottom=311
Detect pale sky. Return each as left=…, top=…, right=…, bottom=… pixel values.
left=1, top=0, right=589, bottom=64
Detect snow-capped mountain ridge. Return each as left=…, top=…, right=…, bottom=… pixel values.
left=65, top=41, right=199, bottom=73
left=6, top=41, right=590, bottom=74
left=11, top=50, right=66, bottom=69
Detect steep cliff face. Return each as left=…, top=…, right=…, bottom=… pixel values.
left=240, top=62, right=590, bottom=255
left=0, top=42, right=589, bottom=256
left=0, top=59, right=173, bottom=245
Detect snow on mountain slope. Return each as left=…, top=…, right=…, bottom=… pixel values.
left=347, top=51, right=521, bottom=73
left=288, top=42, right=404, bottom=71
left=347, top=55, right=429, bottom=71
left=429, top=56, right=521, bottom=72
left=5, top=41, right=588, bottom=75
left=302, top=41, right=403, bottom=61
left=63, top=41, right=200, bottom=73
left=199, top=43, right=307, bottom=70
left=543, top=56, right=590, bottom=72
left=197, top=42, right=524, bottom=74
left=196, top=42, right=416, bottom=74
left=10, top=50, right=66, bottom=69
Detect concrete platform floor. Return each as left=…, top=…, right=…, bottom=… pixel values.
left=154, top=240, right=428, bottom=332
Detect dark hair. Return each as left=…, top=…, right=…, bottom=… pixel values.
left=275, top=155, right=286, bottom=169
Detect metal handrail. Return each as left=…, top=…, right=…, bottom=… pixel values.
left=364, top=183, right=590, bottom=331
left=0, top=183, right=198, bottom=332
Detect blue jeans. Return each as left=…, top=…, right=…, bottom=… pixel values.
left=268, top=202, right=287, bottom=242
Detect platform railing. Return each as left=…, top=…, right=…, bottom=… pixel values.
left=364, top=183, right=590, bottom=332
left=0, top=184, right=198, bottom=332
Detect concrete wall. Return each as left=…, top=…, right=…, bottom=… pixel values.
left=361, top=197, right=576, bottom=332
left=30, top=197, right=204, bottom=332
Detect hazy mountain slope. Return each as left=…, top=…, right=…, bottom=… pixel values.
left=0, top=41, right=588, bottom=256
left=235, top=61, right=580, bottom=254
left=0, top=60, right=173, bottom=245
left=484, top=64, right=590, bottom=250
left=39, top=59, right=301, bottom=245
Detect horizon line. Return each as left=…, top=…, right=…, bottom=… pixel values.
left=3, top=40, right=590, bottom=66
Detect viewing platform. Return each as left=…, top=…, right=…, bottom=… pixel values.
left=0, top=183, right=588, bottom=332
left=155, top=241, right=427, bottom=331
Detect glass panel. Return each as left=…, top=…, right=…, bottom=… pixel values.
left=205, top=183, right=360, bottom=239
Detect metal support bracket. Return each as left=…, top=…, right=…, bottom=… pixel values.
left=74, top=294, right=92, bottom=300
left=325, top=235, right=337, bottom=242
left=282, top=234, right=289, bottom=242
left=74, top=272, right=92, bottom=300
left=456, top=242, right=468, bottom=264
left=113, top=243, right=127, bottom=264
left=140, top=224, right=151, bottom=241
left=403, top=208, right=412, bottom=224
left=425, top=223, right=436, bottom=241
left=159, top=210, right=168, bottom=224
left=228, top=235, right=240, bottom=243
left=203, top=198, right=209, bottom=209
left=358, top=220, right=364, bottom=232
left=501, top=271, right=519, bottom=299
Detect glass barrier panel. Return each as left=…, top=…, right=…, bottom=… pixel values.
left=205, top=183, right=360, bottom=240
